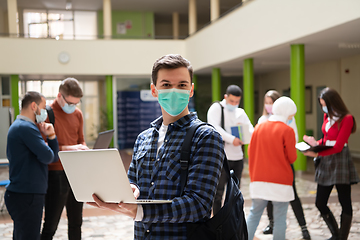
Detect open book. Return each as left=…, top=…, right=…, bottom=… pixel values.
left=230, top=124, right=251, bottom=144
left=295, top=141, right=333, bottom=153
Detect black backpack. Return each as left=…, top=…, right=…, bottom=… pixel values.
left=46, top=105, right=55, bottom=126
left=180, top=122, right=248, bottom=240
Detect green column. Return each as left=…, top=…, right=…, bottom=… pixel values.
left=243, top=58, right=254, bottom=125
left=105, top=75, right=113, bottom=130
left=10, top=75, right=19, bottom=118
left=291, top=44, right=306, bottom=171
left=211, top=68, right=221, bottom=102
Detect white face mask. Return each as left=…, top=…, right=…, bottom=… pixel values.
left=225, top=103, right=238, bottom=111
left=322, top=106, right=328, bottom=114
left=62, top=102, right=76, bottom=114
left=35, top=105, right=48, bottom=123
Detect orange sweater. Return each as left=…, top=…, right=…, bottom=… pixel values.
left=248, top=121, right=297, bottom=186
left=46, top=100, right=85, bottom=171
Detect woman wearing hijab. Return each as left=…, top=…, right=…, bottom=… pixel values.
left=247, top=96, right=298, bottom=240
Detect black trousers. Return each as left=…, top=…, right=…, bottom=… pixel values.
left=41, top=171, right=83, bottom=240
left=213, top=160, right=244, bottom=215
left=315, top=183, right=352, bottom=216
left=5, top=190, right=45, bottom=240
left=266, top=165, right=307, bottom=227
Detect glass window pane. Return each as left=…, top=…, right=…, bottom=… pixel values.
left=84, top=81, right=98, bottom=96
left=18, top=81, right=26, bottom=97
left=26, top=81, right=41, bottom=92
left=23, top=11, right=47, bottom=38
left=29, top=23, right=48, bottom=38
left=48, top=11, right=74, bottom=39
left=74, top=11, right=97, bottom=40
left=42, top=81, right=62, bottom=98
left=84, top=97, right=99, bottom=142
left=1, top=77, right=10, bottom=95
left=2, top=99, right=11, bottom=107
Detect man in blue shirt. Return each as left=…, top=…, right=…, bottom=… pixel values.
left=5, top=91, right=59, bottom=240
left=91, top=54, right=225, bottom=239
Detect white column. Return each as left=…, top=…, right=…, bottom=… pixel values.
left=103, top=0, right=112, bottom=39
left=188, top=0, right=197, bottom=35
left=210, top=0, right=220, bottom=22
left=172, top=12, right=179, bottom=40
left=7, top=0, right=18, bottom=37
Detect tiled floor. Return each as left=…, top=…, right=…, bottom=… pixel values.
left=1, top=157, right=360, bottom=240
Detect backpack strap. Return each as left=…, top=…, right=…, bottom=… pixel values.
left=179, top=122, right=207, bottom=195
left=218, top=102, right=224, bottom=129
left=46, top=105, right=55, bottom=126
left=179, top=122, right=230, bottom=195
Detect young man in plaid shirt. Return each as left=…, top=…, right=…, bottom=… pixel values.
left=91, top=54, right=225, bottom=239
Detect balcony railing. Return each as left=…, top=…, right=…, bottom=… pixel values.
left=1, top=1, right=249, bottom=41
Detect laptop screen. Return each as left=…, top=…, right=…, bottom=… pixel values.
left=93, top=129, right=114, bottom=149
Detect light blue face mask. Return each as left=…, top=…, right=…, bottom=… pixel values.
left=35, top=106, right=48, bottom=123
left=322, top=106, right=328, bottom=114
left=156, top=88, right=191, bottom=117
left=225, top=103, right=238, bottom=112
left=62, top=103, right=76, bottom=114
left=287, top=118, right=293, bottom=125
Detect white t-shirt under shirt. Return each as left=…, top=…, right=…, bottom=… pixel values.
left=157, top=123, right=168, bottom=154
left=136, top=123, right=168, bottom=221
left=207, top=99, right=254, bottom=160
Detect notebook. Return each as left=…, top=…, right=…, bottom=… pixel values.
left=58, top=149, right=172, bottom=204
left=295, top=141, right=333, bottom=153
left=230, top=124, right=252, bottom=144
left=92, top=129, right=114, bottom=149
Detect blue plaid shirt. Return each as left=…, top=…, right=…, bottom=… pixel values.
left=128, top=113, right=225, bottom=239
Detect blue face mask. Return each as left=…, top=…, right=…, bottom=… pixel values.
left=225, top=103, right=238, bottom=112
left=35, top=106, right=48, bottom=123
left=322, top=106, right=328, bottom=114
left=156, top=88, right=191, bottom=117
left=62, top=103, right=76, bottom=114
left=287, top=118, right=293, bottom=125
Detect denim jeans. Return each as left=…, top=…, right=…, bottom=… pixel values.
left=41, top=170, right=83, bottom=240
left=247, top=199, right=289, bottom=240
left=267, top=165, right=307, bottom=227
left=5, top=190, right=45, bottom=240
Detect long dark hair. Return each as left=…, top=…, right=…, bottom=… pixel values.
left=318, top=87, right=356, bottom=133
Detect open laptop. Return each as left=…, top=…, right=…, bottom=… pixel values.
left=58, top=148, right=172, bottom=204
left=92, top=129, right=114, bottom=149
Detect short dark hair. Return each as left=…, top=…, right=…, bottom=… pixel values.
left=59, top=78, right=83, bottom=98
left=319, top=87, right=356, bottom=133
left=226, top=85, right=242, bottom=97
left=151, top=54, right=193, bottom=85
left=21, top=91, right=44, bottom=110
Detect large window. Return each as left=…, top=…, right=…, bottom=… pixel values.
left=23, top=10, right=97, bottom=39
